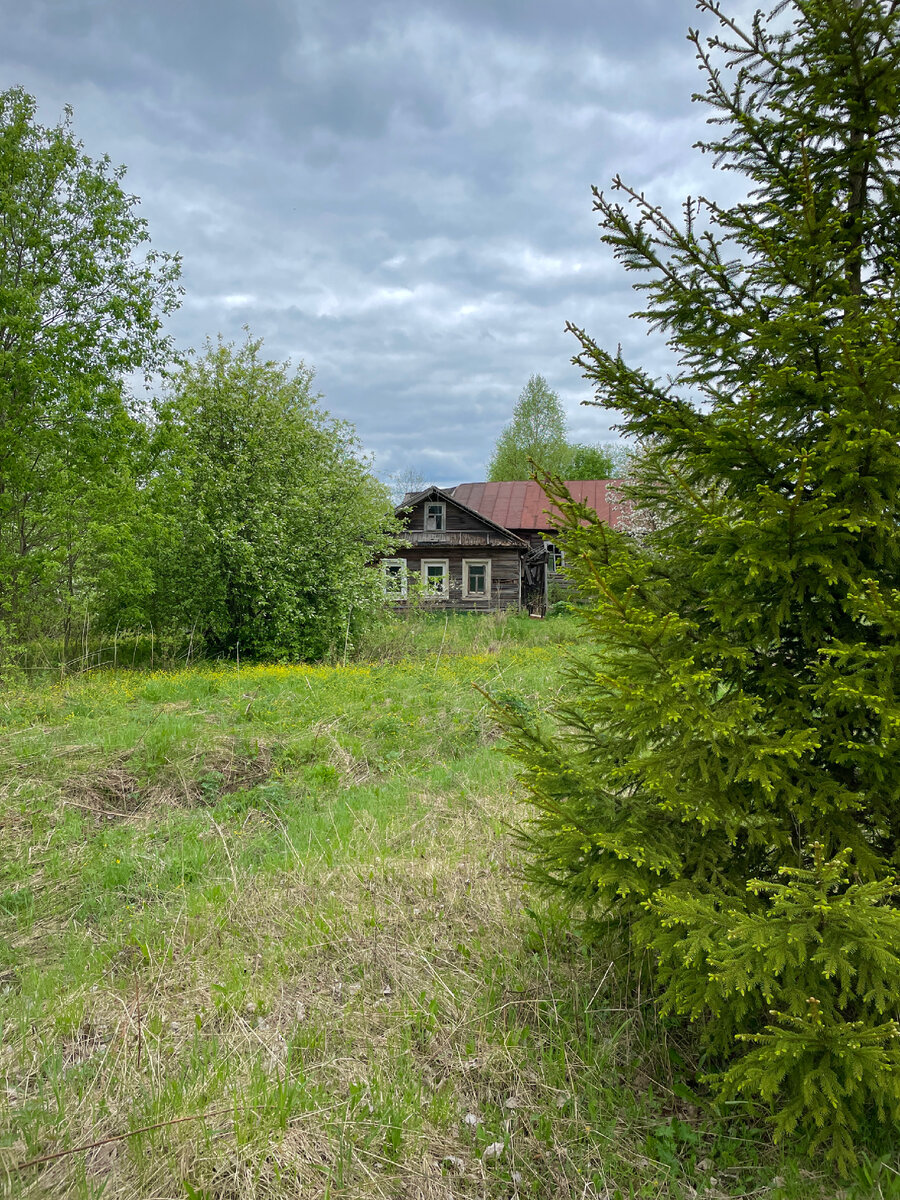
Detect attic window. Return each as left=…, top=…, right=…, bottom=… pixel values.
left=424, top=502, right=445, bottom=531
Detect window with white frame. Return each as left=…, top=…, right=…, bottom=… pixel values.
left=421, top=559, right=449, bottom=597
left=382, top=558, right=408, bottom=598
left=424, top=502, right=445, bottom=531
left=462, top=558, right=491, bottom=598
left=545, top=542, right=565, bottom=573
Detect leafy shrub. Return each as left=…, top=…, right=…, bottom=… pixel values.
left=147, top=336, right=402, bottom=662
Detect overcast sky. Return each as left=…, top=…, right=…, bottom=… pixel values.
left=3, top=0, right=751, bottom=485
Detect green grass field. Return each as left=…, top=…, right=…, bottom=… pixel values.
left=0, top=613, right=877, bottom=1198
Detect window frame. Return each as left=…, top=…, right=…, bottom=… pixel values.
left=545, top=542, right=565, bottom=573
left=420, top=558, right=450, bottom=598
left=382, top=557, right=408, bottom=599
left=462, top=557, right=491, bottom=599
left=424, top=502, right=446, bottom=532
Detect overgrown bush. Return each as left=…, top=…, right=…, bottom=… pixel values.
left=145, top=336, right=401, bottom=661
left=498, top=0, right=900, bottom=1168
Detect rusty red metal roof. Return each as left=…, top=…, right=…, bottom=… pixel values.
left=449, top=480, right=622, bottom=532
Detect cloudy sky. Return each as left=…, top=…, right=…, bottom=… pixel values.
left=3, top=0, right=750, bottom=485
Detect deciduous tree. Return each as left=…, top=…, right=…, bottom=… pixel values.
left=487, top=374, right=619, bottom=480
left=150, top=336, right=400, bottom=661
left=387, top=465, right=427, bottom=506
left=0, top=88, right=181, bottom=668
left=488, top=374, right=568, bottom=480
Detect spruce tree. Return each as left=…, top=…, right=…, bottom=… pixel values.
left=500, top=0, right=900, bottom=1165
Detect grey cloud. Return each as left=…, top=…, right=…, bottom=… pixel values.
left=1, top=0, right=739, bottom=483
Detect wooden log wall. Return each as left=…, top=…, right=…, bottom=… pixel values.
left=398, top=549, right=522, bottom=612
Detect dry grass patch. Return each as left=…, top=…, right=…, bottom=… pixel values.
left=182, top=738, right=274, bottom=802
left=63, top=739, right=275, bottom=828
left=4, top=795, right=624, bottom=1198
left=69, top=765, right=142, bottom=819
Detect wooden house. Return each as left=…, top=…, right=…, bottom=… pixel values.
left=382, top=486, right=528, bottom=611
left=451, top=480, right=622, bottom=609
left=383, top=480, right=622, bottom=613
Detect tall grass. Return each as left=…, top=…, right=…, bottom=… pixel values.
left=348, top=607, right=579, bottom=665
left=13, top=608, right=576, bottom=685
left=0, top=616, right=863, bottom=1198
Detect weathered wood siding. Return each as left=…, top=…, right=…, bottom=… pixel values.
left=399, top=549, right=521, bottom=612
left=389, top=493, right=526, bottom=610
left=514, top=531, right=569, bottom=589
left=405, top=498, right=491, bottom=534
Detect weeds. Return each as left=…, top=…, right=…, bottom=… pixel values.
left=0, top=617, right=847, bottom=1197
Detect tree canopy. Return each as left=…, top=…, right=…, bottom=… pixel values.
left=0, top=86, right=181, bottom=669
left=387, top=465, right=427, bottom=506
left=500, top=0, right=900, bottom=1165
left=0, top=91, right=402, bottom=670
left=144, top=337, right=400, bottom=661
left=487, top=374, right=620, bottom=481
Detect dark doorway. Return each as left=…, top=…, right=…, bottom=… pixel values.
left=522, top=547, right=548, bottom=615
